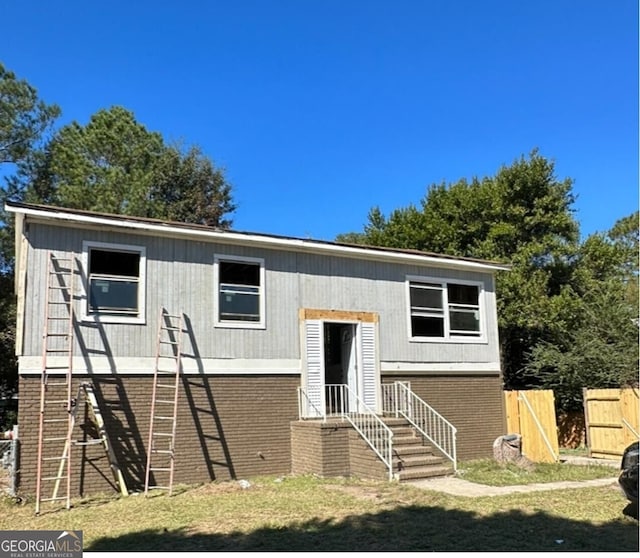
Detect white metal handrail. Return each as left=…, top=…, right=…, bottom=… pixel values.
left=298, top=384, right=394, bottom=480
left=382, top=381, right=457, bottom=470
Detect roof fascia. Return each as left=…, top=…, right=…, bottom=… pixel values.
left=6, top=204, right=511, bottom=273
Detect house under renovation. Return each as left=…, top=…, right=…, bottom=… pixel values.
left=5, top=200, right=510, bottom=512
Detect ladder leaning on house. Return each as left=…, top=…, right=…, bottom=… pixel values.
left=145, top=308, right=183, bottom=496
left=78, top=382, right=129, bottom=497
left=35, top=252, right=77, bottom=514
left=35, top=252, right=129, bottom=514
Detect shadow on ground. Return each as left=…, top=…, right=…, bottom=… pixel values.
left=86, top=503, right=639, bottom=552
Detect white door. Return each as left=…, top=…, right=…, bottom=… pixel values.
left=301, top=317, right=380, bottom=417
left=301, top=319, right=324, bottom=418
left=341, top=324, right=358, bottom=412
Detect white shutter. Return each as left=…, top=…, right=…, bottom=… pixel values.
left=360, top=321, right=378, bottom=410
left=303, top=320, right=324, bottom=418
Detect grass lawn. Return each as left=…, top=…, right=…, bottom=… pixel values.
left=0, top=461, right=636, bottom=552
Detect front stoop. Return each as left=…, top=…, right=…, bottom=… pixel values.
left=383, top=417, right=455, bottom=482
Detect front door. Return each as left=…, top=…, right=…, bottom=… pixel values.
left=300, top=309, right=380, bottom=418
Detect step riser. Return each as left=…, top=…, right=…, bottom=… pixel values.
left=385, top=420, right=452, bottom=482
left=395, top=466, right=455, bottom=481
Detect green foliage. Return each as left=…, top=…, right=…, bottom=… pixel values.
left=337, top=150, right=638, bottom=411
left=456, top=458, right=616, bottom=486
left=0, top=63, right=60, bottom=165
left=34, top=106, right=165, bottom=215
left=0, top=63, right=59, bottom=397
left=151, top=143, right=236, bottom=227
left=7, top=106, right=236, bottom=228
left=2, top=106, right=237, bottom=269
left=525, top=217, right=640, bottom=411
left=0, top=66, right=237, bottom=400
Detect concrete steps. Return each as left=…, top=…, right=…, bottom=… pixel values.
left=383, top=417, right=455, bottom=482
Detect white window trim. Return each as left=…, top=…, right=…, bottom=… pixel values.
left=81, top=240, right=146, bottom=325
left=213, top=254, right=266, bottom=329
left=405, top=275, right=487, bottom=344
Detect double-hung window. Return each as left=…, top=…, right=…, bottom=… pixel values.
left=407, top=276, right=484, bottom=341
left=82, top=241, right=146, bottom=324
left=214, top=255, right=265, bottom=328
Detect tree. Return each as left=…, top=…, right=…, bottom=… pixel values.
left=526, top=213, right=639, bottom=410
left=6, top=105, right=236, bottom=228
left=0, top=63, right=60, bottom=408
left=0, top=95, right=237, bottom=411
left=337, top=150, right=585, bottom=395
left=0, top=63, right=60, bottom=165
left=152, top=143, right=235, bottom=227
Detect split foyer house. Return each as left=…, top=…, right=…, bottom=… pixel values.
left=5, top=200, right=510, bottom=500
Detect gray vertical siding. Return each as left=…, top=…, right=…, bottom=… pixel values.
left=22, top=222, right=502, bottom=365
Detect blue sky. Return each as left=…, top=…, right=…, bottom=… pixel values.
left=2, top=0, right=638, bottom=241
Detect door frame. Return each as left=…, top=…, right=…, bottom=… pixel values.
left=299, top=308, right=380, bottom=417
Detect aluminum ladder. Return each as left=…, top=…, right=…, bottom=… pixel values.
left=144, top=308, right=183, bottom=495
left=35, top=252, right=76, bottom=514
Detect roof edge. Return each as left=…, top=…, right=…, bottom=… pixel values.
left=4, top=200, right=511, bottom=272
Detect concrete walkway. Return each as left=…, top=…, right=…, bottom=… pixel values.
left=408, top=475, right=620, bottom=497
left=407, top=456, right=621, bottom=497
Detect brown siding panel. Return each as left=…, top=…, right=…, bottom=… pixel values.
left=18, top=374, right=299, bottom=497
left=381, top=373, right=506, bottom=461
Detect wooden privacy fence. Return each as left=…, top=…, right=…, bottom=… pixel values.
left=504, top=390, right=559, bottom=463
left=583, top=388, right=640, bottom=459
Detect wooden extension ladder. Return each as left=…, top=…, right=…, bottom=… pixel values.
left=35, top=252, right=76, bottom=514
left=144, top=308, right=183, bottom=495
left=78, top=382, right=129, bottom=497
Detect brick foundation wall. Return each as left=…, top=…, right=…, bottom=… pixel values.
left=17, top=374, right=299, bottom=497
left=348, top=430, right=388, bottom=481
left=290, top=420, right=350, bottom=477
left=381, top=373, right=506, bottom=461
left=290, top=420, right=388, bottom=481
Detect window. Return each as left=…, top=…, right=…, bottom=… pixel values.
left=82, top=241, right=146, bottom=324
left=214, top=255, right=265, bottom=328
left=407, top=276, right=483, bottom=341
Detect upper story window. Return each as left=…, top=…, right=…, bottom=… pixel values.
left=406, top=276, right=484, bottom=342
left=82, top=241, right=146, bottom=324
left=214, top=255, right=265, bottom=329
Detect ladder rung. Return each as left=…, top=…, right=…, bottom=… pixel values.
left=151, top=449, right=174, bottom=455
left=44, top=381, right=69, bottom=386
left=156, top=383, right=176, bottom=389
left=42, top=475, right=66, bottom=482
left=44, top=399, right=69, bottom=404
left=46, top=333, right=69, bottom=337
left=40, top=496, right=69, bottom=502
left=48, top=317, right=71, bottom=320
left=43, top=436, right=68, bottom=442
left=48, top=301, right=71, bottom=305
left=154, top=400, right=175, bottom=405
left=153, top=416, right=175, bottom=420
left=149, top=467, right=172, bottom=472
left=160, top=340, right=179, bottom=346
left=152, top=432, right=174, bottom=437
left=43, top=419, right=69, bottom=424
left=46, top=349, right=71, bottom=353
left=74, top=439, right=103, bottom=446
